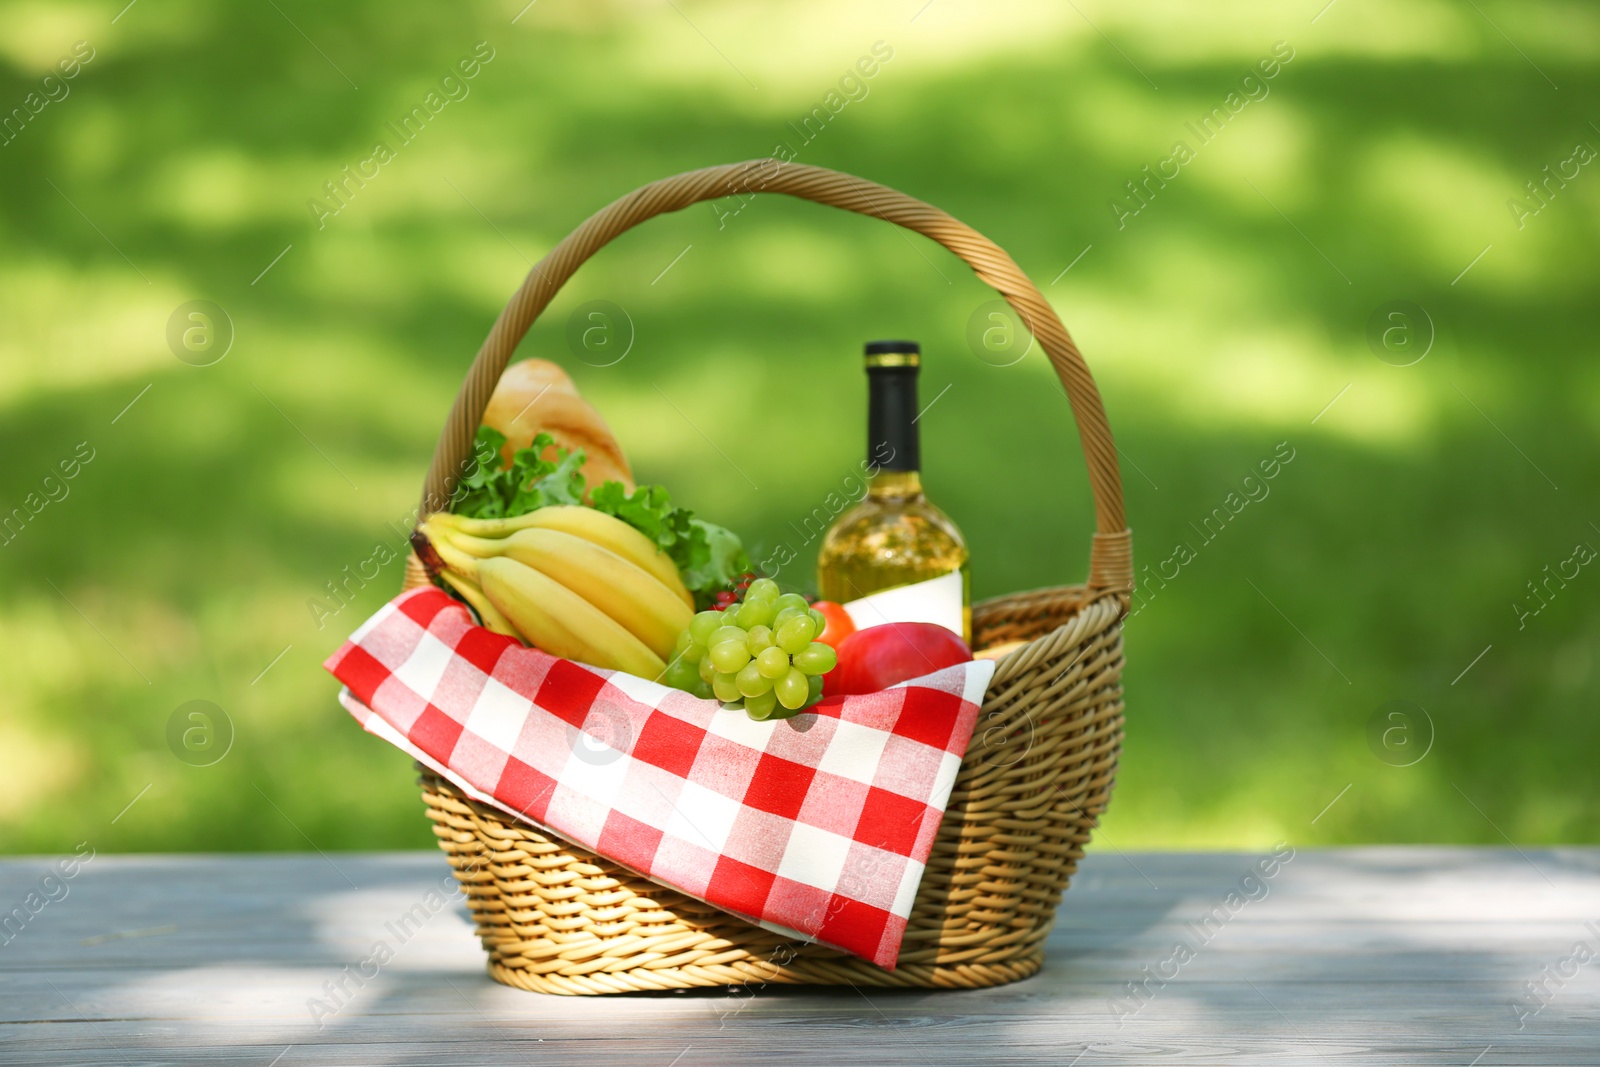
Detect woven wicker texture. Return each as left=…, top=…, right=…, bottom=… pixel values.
left=419, top=587, right=1123, bottom=994
left=398, top=162, right=1131, bottom=992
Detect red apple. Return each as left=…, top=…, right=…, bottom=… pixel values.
left=827, top=623, right=972, bottom=696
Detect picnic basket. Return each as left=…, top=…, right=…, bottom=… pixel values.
left=400, top=161, right=1133, bottom=994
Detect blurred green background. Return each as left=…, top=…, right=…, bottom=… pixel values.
left=2, top=0, right=1596, bottom=855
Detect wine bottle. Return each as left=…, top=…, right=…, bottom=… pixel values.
left=816, top=341, right=971, bottom=643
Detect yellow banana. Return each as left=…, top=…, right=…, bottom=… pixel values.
left=444, top=527, right=691, bottom=661
left=422, top=533, right=665, bottom=676
left=476, top=556, right=666, bottom=679
left=429, top=507, right=692, bottom=608
left=424, top=533, right=484, bottom=583
left=438, top=571, right=520, bottom=640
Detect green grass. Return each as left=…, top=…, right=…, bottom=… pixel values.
left=1, top=0, right=1596, bottom=853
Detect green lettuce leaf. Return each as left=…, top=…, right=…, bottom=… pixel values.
left=682, top=520, right=748, bottom=598
left=449, top=428, right=587, bottom=519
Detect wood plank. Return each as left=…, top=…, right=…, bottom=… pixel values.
left=0, top=849, right=1594, bottom=1065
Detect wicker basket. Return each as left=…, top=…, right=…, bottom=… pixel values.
left=399, top=161, right=1133, bottom=994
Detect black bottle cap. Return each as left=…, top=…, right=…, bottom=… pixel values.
left=865, top=341, right=919, bottom=471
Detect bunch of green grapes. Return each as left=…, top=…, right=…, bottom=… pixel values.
left=661, top=578, right=837, bottom=719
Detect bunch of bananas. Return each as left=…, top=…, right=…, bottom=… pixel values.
left=415, top=506, right=695, bottom=679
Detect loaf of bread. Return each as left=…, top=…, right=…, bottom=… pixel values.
left=482, top=359, right=635, bottom=491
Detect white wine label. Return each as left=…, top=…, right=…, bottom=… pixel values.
left=842, top=570, right=964, bottom=638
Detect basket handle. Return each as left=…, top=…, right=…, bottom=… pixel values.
left=417, top=161, right=1132, bottom=593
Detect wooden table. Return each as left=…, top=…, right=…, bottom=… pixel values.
left=2, top=849, right=1595, bottom=1065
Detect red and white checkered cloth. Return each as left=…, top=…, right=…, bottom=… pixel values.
left=325, top=587, right=994, bottom=968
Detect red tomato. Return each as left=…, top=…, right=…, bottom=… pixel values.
left=826, top=623, right=972, bottom=696
left=810, top=600, right=857, bottom=650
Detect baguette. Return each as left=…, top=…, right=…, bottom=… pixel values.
left=482, top=359, right=635, bottom=492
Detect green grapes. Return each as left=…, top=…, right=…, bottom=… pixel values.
left=660, top=578, right=838, bottom=719
left=711, top=671, right=742, bottom=703
left=662, top=657, right=700, bottom=691
left=776, top=614, right=817, bottom=654
left=756, top=646, right=791, bottom=680
left=689, top=611, right=723, bottom=645
left=709, top=641, right=750, bottom=673
left=735, top=598, right=777, bottom=630
left=791, top=642, right=836, bottom=675
left=745, top=625, right=774, bottom=653
left=736, top=661, right=772, bottom=697
left=774, top=667, right=809, bottom=710
left=744, top=690, right=779, bottom=720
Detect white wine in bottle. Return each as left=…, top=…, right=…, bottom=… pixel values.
left=816, top=341, right=970, bottom=643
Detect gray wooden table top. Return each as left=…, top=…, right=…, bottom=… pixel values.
left=1, top=848, right=1596, bottom=1066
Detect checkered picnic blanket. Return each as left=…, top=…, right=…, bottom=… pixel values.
left=325, top=587, right=994, bottom=968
